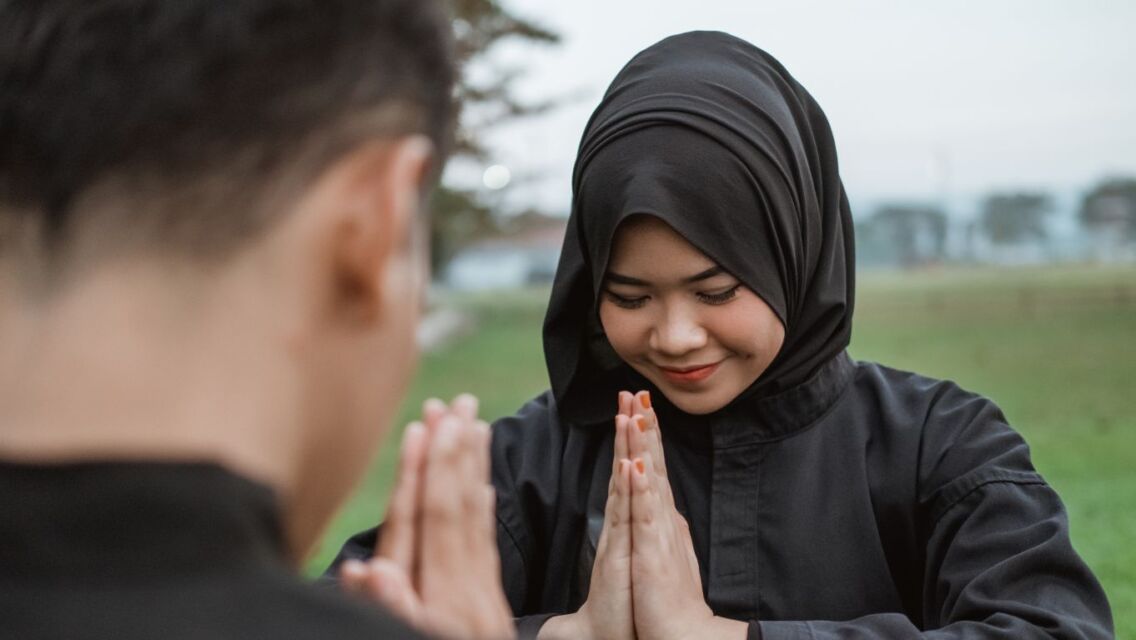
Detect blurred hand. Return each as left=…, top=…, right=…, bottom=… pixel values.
left=340, top=395, right=515, bottom=640
left=539, top=395, right=637, bottom=640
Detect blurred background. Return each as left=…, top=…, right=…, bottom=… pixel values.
left=312, top=1, right=1136, bottom=634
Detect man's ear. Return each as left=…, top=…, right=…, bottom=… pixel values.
left=322, top=135, right=435, bottom=325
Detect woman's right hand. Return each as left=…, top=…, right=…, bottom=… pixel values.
left=539, top=394, right=638, bottom=640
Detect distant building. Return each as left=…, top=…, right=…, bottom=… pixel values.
left=444, top=218, right=566, bottom=291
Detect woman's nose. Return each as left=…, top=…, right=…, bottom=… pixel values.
left=649, top=308, right=708, bottom=357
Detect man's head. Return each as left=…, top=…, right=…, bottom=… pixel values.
left=0, top=0, right=455, bottom=558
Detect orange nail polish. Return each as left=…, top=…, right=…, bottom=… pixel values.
left=633, top=415, right=647, bottom=432
left=634, top=458, right=645, bottom=474
left=640, top=392, right=651, bottom=410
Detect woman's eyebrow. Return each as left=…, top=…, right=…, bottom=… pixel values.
left=604, top=272, right=650, bottom=286
left=604, top=266, right=726, bottom=286
left=682, top=266, right=726, bottom=284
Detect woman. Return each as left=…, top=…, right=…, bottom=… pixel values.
left=331, top=31, right=1113, bottom=639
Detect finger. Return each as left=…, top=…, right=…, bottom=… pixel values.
left=629, top=414, right=674, bottom=509
left=422, top=398, right=448, bottom=433
left=618, top=390, right=634, bottom=417
left=482, top=485, right=498, bottom=549
left=474, top=420, right=491, bottom=484
left=612, top=415, right=630, bottom=479
left=595, top=459, right=631, bottom=572
left=458, top=417, right=486, bottom=552
left=598, top=428, right=621, bottom=561
left=478, top=485, right=504, bottom=583
left=339, top=558, right=369, bottom=595
left=629, top=455, right=664, bottom=558
left=611, top=458, right=632, bottom=560
left=378, top=421, right=428, bottom=572
left=474, top=425, right=498, bottom=574
left=631, top=390, right=668, bottom=477
left=419, top=415, right=466, bottom=580
left=365, top=558, right=423, bottom=628
left=450, top=392, right=479, bottom=423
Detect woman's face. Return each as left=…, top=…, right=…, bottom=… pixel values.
left=598, top=216, right=785, bottom=415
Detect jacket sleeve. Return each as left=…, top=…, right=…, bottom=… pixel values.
left=759, top=384, right=1114, bottom=639
left=491, top=391, right=572, bottom=637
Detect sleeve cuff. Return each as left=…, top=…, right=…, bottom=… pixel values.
left=756, top=620, right=813, bottom=640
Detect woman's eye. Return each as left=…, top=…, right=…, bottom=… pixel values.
left=697, top=284, right=741, bottom=305
left=604, top=291, right=648, bottom=309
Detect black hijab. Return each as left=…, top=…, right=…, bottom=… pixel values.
left=544, top=31, right=855, bottom=426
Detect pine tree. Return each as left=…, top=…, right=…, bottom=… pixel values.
left=432, top=0, right=560, bottom=274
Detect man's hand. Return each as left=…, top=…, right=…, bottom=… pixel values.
left=340, top=395, right=516, bottom=640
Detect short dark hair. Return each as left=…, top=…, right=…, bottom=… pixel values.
left=0, top=0, right=455, bottom=265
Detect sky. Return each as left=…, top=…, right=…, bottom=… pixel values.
left=451, top=0, right=1136, bottom=219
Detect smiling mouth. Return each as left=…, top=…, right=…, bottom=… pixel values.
left=657, top=360, right=723, bottom=384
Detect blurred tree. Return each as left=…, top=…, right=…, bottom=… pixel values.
left=1079, top=177, right=1136, bottom=241
left=431, top=0, right=560, bottom=274
left=979, top=192, right=1052, bottom=245
left=857, top=204, right=947, bottom=268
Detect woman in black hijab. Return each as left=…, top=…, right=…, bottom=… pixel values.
left=330, top=31, right=1113, bottom=639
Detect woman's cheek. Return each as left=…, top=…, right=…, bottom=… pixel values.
left=716, top=295, right=785, bottom=358
left=599, top=304, right=644, bottom=358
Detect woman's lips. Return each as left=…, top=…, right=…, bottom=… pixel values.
left=658, top=361, right=722, bottom=384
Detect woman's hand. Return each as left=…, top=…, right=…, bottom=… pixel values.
left=625, top=391, right=748, bottom=640
left=340, top=395, right=516, bottom=640
left=540, top=409, right=637, bottom=640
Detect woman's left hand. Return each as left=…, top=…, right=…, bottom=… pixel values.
left=623, top=391, right=748, bottom=640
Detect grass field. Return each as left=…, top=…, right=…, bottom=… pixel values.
left=308, top=265, right=1136, bottom=637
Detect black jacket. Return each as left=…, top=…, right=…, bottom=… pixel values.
left=0, top=461, right=421, bottom=640
left=329, top=354, right=1113, bottom=639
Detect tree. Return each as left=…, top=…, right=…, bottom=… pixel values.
left=432, top=0, right=560, bottom=274
left=857, top=204, right=948, bottom=268
left=1079, top=177, right=1136, bottom=241
left=979, top=192, right=1052, bottom=245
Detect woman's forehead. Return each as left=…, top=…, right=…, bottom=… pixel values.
left=607, top=215, right=721, bottom=279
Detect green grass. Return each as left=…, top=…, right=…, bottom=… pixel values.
left=309, top=266, right=1136, bottom=636
left=306, top=289, right=552, bottom=574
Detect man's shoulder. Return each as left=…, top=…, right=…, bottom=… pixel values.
left=234, top=572, right=424, bottom=639
left=0, top=571, right=424, bottom=640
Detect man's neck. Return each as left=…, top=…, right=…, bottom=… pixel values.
left=0, top=262, right=302, bottom=500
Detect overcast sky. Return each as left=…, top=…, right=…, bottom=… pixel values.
left=453, top=0, right=1136, bottom=218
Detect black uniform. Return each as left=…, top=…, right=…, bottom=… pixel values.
left=0, top=461, right=421, bottom=640
left=328, top=31, right=1114, bottom=639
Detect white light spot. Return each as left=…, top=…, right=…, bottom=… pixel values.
left=482, top=164, right=511, bottom=190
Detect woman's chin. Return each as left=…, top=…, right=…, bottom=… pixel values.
left=656, top=385, right=734, bottom=415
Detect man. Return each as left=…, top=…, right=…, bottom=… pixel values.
left=0, top=1, right=513, bottom=638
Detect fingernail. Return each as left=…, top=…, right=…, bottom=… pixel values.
left=634, top=458, right=645, bottom=474
left=640, top=392, right=651, bottom=410
left=633, top=415, right=647, bottom=432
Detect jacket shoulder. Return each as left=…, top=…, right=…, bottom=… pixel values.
left=491, top=389, right=569, bottom=471
left=850, top=361, right=1039, bottom=507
